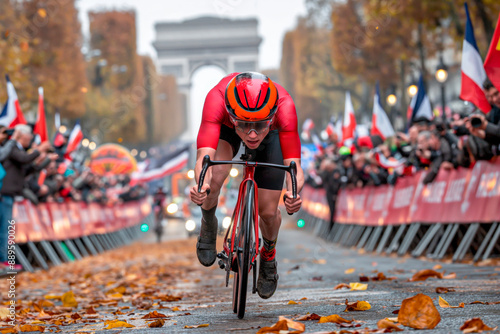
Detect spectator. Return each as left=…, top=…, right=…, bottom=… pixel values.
left=0, top=124, right=52, bottom=267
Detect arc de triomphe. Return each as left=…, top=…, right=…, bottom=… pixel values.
left=153, top=16, right=262, bottom=139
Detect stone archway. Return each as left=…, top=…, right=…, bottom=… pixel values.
left=153, top=16, right=262, bottom=140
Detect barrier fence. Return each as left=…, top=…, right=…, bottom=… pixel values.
left=11, top=198, right=153, bottom=272
left=299, top=159, right=500, bottom=262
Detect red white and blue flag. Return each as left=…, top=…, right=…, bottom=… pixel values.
left=484, top=13, right=500, bottom=92
left=34, top=87, right=48, bottom=142
left=407, top=74, right=433, bottom=126
left=64, top=120, right=83, bottom=159
left=460, top=3, right=491, bottom=113
left=342, top=91, right=356, bottom=144
left=0, top=75, right=27, bottom=127
left=371, top=82, right=395, bottom=140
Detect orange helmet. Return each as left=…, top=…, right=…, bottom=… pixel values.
left=225, top=72, right=279, bottom=121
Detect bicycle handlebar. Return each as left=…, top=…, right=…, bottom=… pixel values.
left=197, top=155, right=298, bottom=214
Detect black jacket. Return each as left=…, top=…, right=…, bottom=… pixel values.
left=0, top=144, right=41, bottom=196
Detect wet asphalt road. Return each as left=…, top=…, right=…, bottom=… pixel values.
left=119, top=220, right=500, bottom=333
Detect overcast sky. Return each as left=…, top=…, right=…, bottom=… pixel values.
left=76, top=0, right=308, bottom=70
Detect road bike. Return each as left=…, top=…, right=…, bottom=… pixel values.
left=198, top=148, right=297, bottom=319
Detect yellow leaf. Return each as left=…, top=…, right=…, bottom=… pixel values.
left=318, top=314, right=352, bottom=324
left=345, top=268, right=355, bottom=274
left=433, top=264, right=442, bottom=270
left=0, top=327, right=17, bottom=333
left=62, top=291, right=78, bottom=308
left=344, top=300, right=372, bottom=312
left=288, top=300, right=298, bottom=305
left=300, top=297, right=307, bottom=300
left=172, top=306, right=180, bottom=311
left=349, top=282, right=368, bottom=291
left=105, top=320, right=135, bottom=329
left=44, top=294, right=61, bottom=300
left=278, top=316, right=306, bottom=332
left=31, top=320, right=46, bottom=324
left=438, top=296, right=450, bottom=308
left=37, top=8, right=47, bottom=18
left=356, top=301, right=371, bottom=310
left=108, top=293, right=123, bottom=299
left=20, top=324, right=45, bottom=332
left=0, top=308, right=11, bottom=321
left=184, top=324, right=209, bottom=329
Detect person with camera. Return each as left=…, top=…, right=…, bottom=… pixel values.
left=415, top=131, right=453, bottom=184
left=0, top=124, right=54, bottom=267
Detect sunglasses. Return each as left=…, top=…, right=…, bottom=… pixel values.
left=230, top=117, right=273, bottom=135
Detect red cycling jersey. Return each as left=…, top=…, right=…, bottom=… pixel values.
left=196, top=73, right=301, bottom=160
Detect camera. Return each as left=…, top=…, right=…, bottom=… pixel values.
left=4, top=128, right=15, bottom=136
left=470, top=116, right=483, bottom=128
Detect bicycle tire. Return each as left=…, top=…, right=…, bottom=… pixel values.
left=232, top=272, right=239, bottom=313
left=236, top=182, right=255, bottom=319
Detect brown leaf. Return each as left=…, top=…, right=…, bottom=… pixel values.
left=442, top=272, right=457, bottom=279
left=377, top=319, right=404, bottom=332
left=61, top=291, right=78, bottom=308
left=278, top=316, right=306, bottom=332
left=295, top=313, right=322, bottom=321
left=318, top=314, right=352, bottom=324
left=311, top=276, right=323, bottom=281
left=334, top=283, right=351, bottom=290
left=0, top=327, right=17, bottom=334
left=257, top=320, right=289, bottom=333
left=344, top=299, right=371, bottom=312
left=436, top=287, right=455, bottom=294
left=70, top=313, right=81, bottom=320
left=360, top=272, right=395, bottom=282
left=148, top=319, right=165, bottom=328
left=392, top=309, right=399, bottom=314
left=398, top=293, right=441, bottom=329
left=20, top=324, right=45, bottom=332
left=184, top=324, right=209, bottom=329
left=409, top=269, right=443, bottom=282
left=142, top=310, right=167, bottom=319
left=85, top=306, right=97, bottom=314
left=460, top=318, right=496, bottom=333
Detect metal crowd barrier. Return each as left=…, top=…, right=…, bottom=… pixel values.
left=299, top=159, right=500, bottom=262
left=11, top=198, right=152, bottom=272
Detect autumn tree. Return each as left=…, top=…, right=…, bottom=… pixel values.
left=23, top=0, right=87, bottom=119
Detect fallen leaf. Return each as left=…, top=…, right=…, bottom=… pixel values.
left=287, top=265, right=301, bottom=273
left=334, top=283, right=351, bottom=290
left=377, top=319, right=404, bottom=332
left=398, top=293, right=441, bottom=329
left=345, top=268, right=356, bottom=274
left=278, top=316, right=306, bottom=332
left=171, top=306, right=180, bottom=311
left=436, top=287, right=456, bottom=294
left=257, top=320, right=289, bottom=333
left=359, top=272, right=396, bottom=282
left=70, top=313, right=82, bottom=320
left=300, top=297, right=308, bottom=300
left=349, top=282, right=368, bottom=291
left=0, top=309, right=10, bottom=321
left=288, top=300, right=298, bottom=305
left=311, top=276, right=323, bottom=281
left=443, top=272, right=457, bottom=279
left=433, top=264, right=443, bottom=270
left=385, top=317, right=399, bottom=322
left=184, top=324, right=209, bottom=329
left=0, top=327, right=17, bottom=333
left=344, top=299, right=371, bottom=312
left=295, top=313, right=321, bottom=321
left=438, top=296, right=464, bottom=308
left=44, top=294, right=61, bottom=300
left=61, top=291, right=78, bottom=308
left=460, top=318, right=496, bottom=333
left=85, top=306, right=97, bottom=314
left=313, top=259, right=327, bottom=264
left=148, top=319, right=165, bottom=328
left=142, top=310, right=167, bottom=319
left=20, top=324, right=45, bottom=332
left=104, top=320, right=135, bottom=329
left=392, top=309, right=399, bottom=314
left=318, top=314, right=352, bottom=324
left=409, top=269, right=442, bottom=282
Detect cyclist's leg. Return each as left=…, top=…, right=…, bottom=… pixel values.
left=197, top=125, right=240, bottom=266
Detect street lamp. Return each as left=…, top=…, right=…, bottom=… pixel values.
left=407, top=83, right=418, bottom=97
left=387, top=94, right=397, bottom=106
left=435, top=55, right=448, bottom=114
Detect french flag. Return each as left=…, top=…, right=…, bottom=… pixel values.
left=371, top=82, right=395, bottom=140
left=335, top=118, right=343, bottom=143
left=64, top=120, right=83, bottom=159
left=459, top=3, right=491, bottom=113
left=342, top=91, right=356, bottom=144
left=0, top=75, right=27, bottom=127
left=33, top=87, right=48, bottom=142
left=407, top=74, right=433, bottom=126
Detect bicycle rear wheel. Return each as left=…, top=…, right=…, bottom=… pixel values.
left=235, top=182, right=255, bottom=319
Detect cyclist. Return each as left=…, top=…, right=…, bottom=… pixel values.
left=152, top=187, right=167, bottom=242
left=190, top=72, right=304, bottom=299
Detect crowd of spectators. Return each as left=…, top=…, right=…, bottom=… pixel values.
left=307, top=78, right=500, bottom=227
left=0, top=124, right=148, bottom=269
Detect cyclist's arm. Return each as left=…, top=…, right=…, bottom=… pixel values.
left=194, top=147, right=216, bottom=190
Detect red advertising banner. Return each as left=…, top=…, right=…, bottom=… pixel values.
left=14, top=199, right=150, bottom=243
left=313, top=159, right=500, bottom=226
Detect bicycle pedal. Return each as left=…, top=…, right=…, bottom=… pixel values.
left=218, top=260, right=225, bottom=270
left=217, top=252, right=228, bottom=260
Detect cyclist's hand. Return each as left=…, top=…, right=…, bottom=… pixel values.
left=283, top=191, right=302, bottom=214
left=190, top=184, right=210, bottom=206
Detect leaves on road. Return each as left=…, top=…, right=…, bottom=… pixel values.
left=345, top=268, right=356, bottom=274
left=349, top=282, right=368, bottom=291
left=409, top=269, right=457, bottom=281
left=438, top=296, right=464, bottom=308
left=295, top=313, right=321, bottom=321
left=141, top=310, right=167, bottom=318
left=460, top=318, right=496, bottom=333
left=344, top=299, right=372, bottom=312
left=104, top=319, right=135, bottom=329
left=257, top=317, right=305, bottom=333
left=184, top=323, right=209, bottom=329
left=398, top=294, right=441, bottom=329
left=147, top=319, right=166, bottom=327
left=334, top=283, right=351, bottom=290
left=377, top=319, right=404, bottom=332
left=318, top=314, right=352, bottom=324
left=359, top=272, right=396, bottom=282
left=436, top=287, right=456, bottom=293
left=61, top=291, right=78, bottom=308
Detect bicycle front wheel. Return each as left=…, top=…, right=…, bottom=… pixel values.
left=236, top=182, right=255, bottom=319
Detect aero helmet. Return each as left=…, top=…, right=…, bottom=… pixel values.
left=225, top=72, right=279, bottom=121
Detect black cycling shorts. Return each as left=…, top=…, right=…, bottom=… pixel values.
left=219, top=125, right=286, bottom=191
